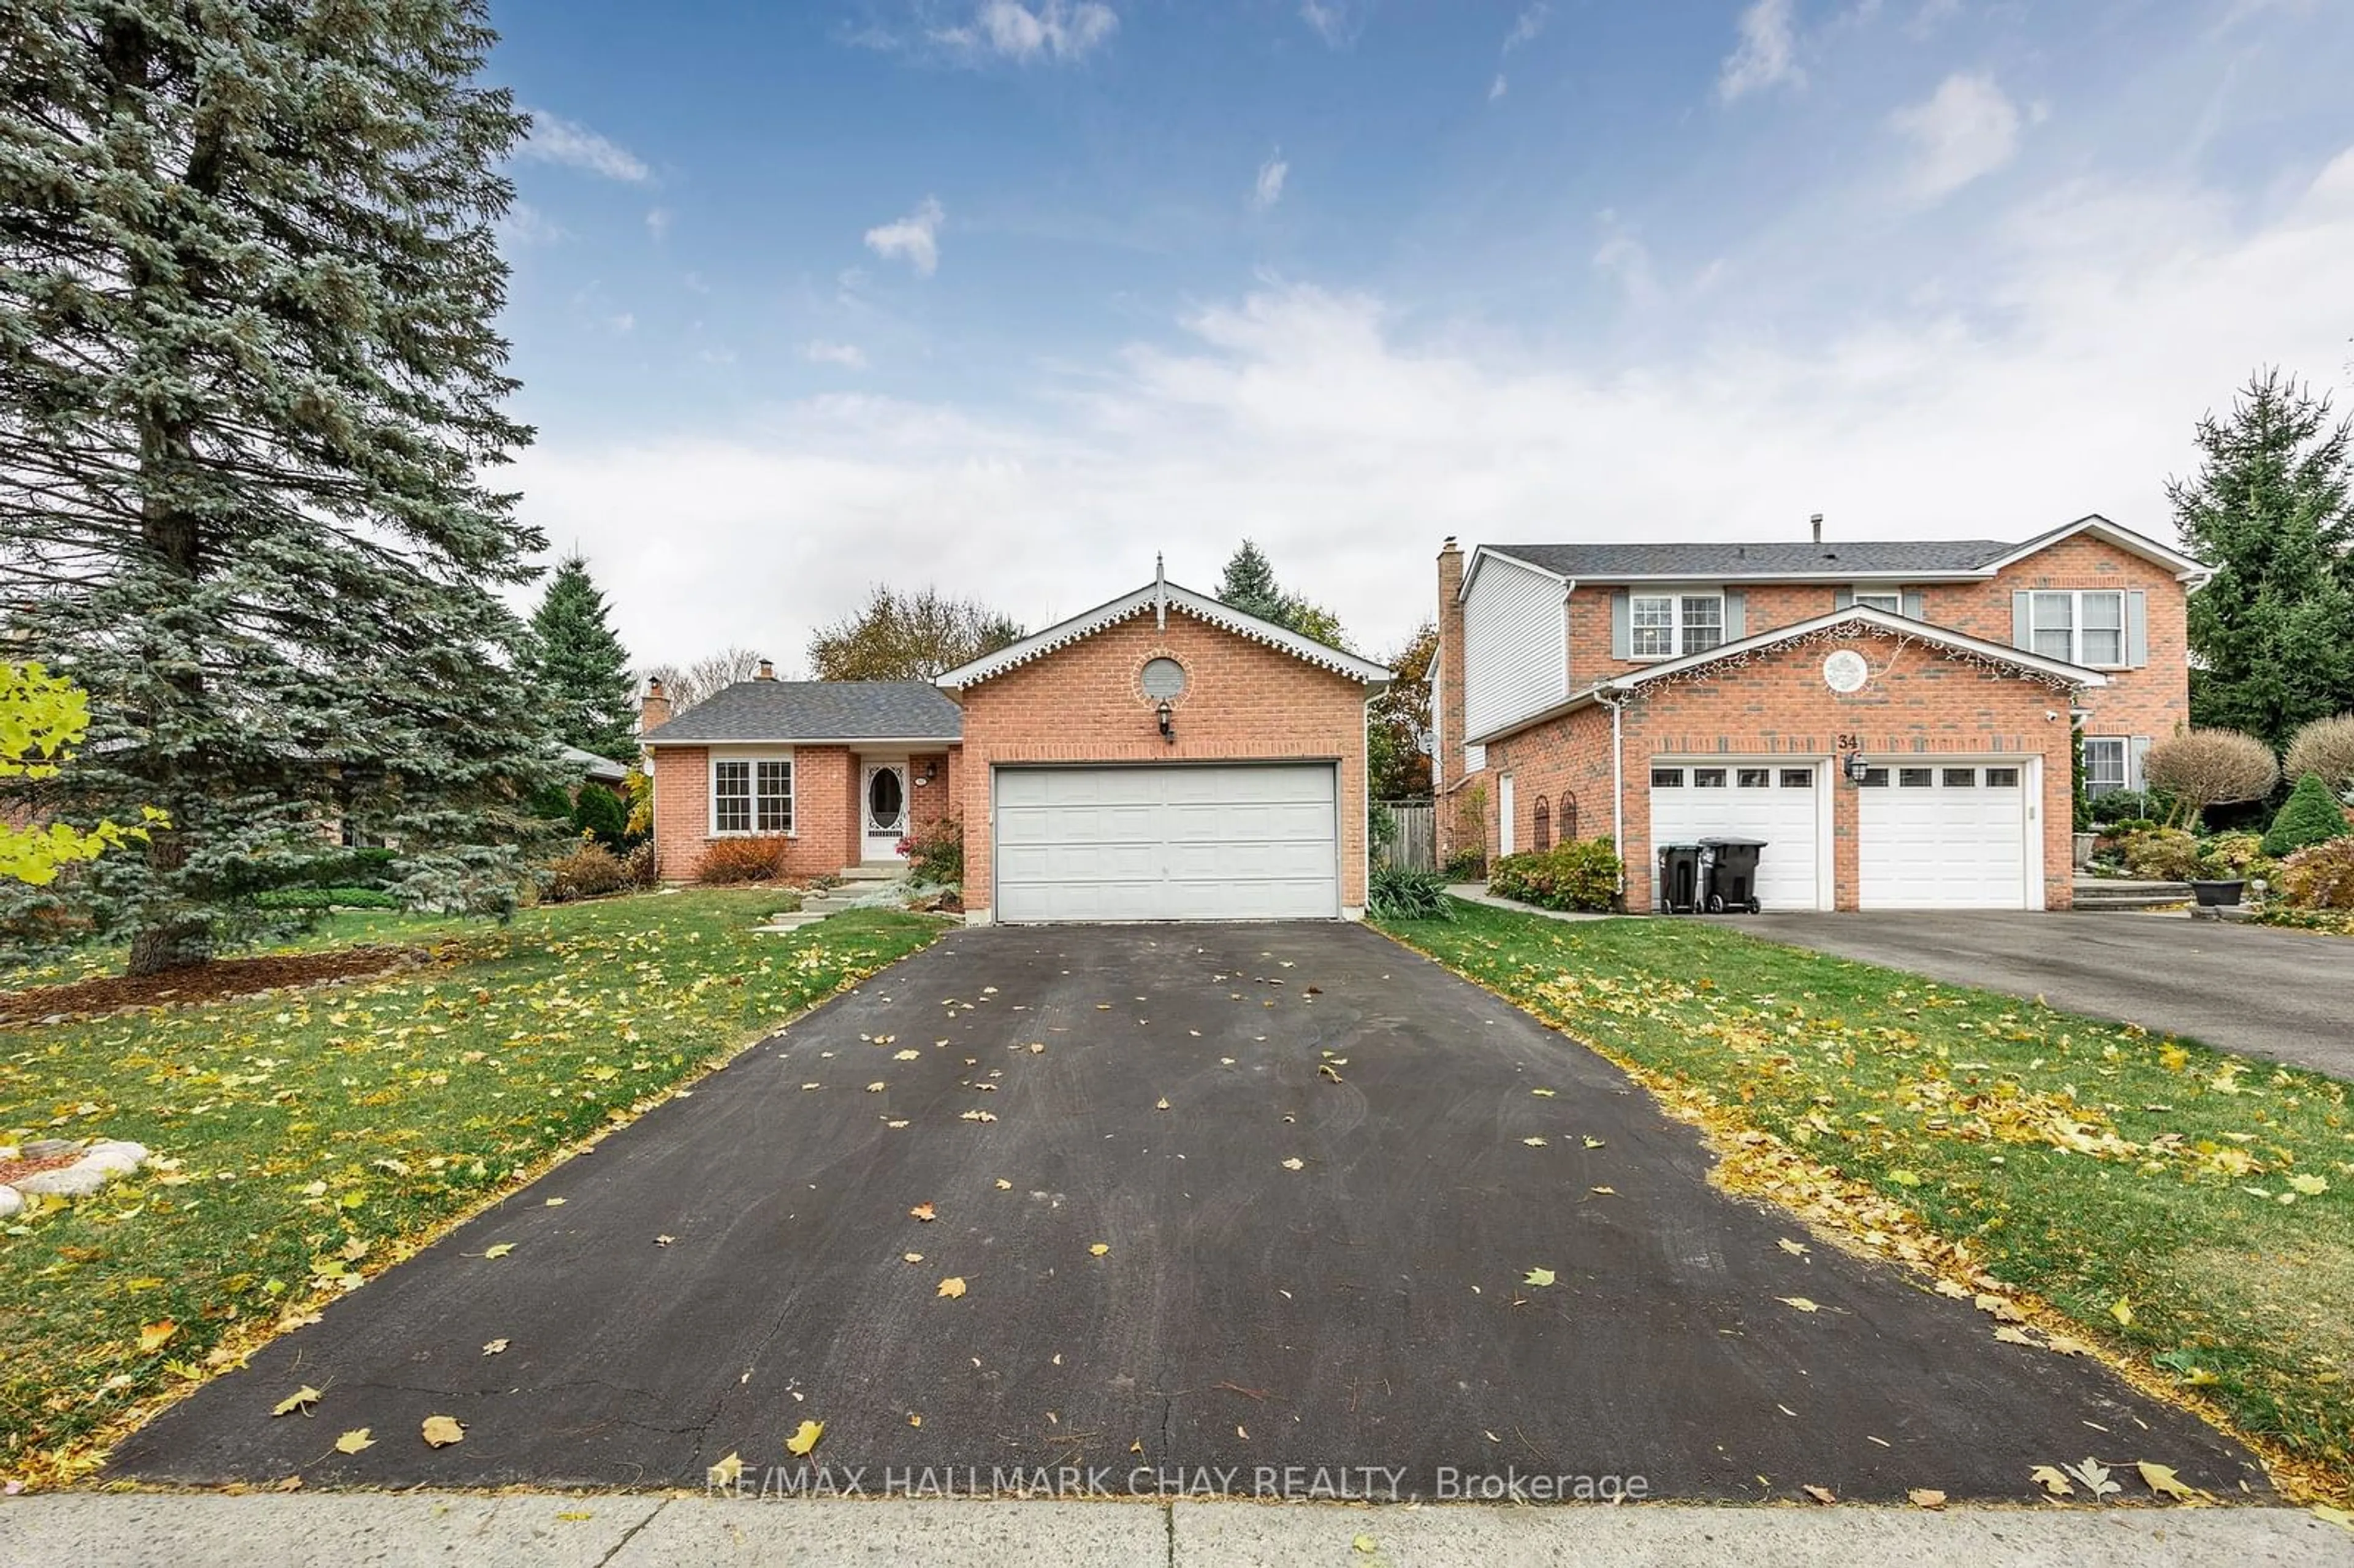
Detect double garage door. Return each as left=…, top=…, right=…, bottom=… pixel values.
left=1648, top=756, right=2035, bottom=911
left=993, top=764, right=1339, bottom=923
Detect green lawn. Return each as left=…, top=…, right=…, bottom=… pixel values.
left=1379, top=901, right=2354, bottom=1497
left=0, top=889, right=943, bottom=1484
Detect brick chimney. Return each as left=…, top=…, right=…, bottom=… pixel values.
left=755, top=658, right=777, bottom=681
left=1436, top=537, right=1468, bottom=798
left=639, top=676, right=672, bottom=734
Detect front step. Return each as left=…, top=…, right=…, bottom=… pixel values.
left=837, top=862, right=906, bottom=883
left=2073, top=878, right=2192, bottom=911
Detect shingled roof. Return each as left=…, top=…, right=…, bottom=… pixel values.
left=639, top=680, right=963, bottom=745
left=1487, top=539, right=2013, bottom=580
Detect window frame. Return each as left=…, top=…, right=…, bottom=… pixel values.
left=2027, top=589, right=2128, bottom=668
left=1851, top=588, right=1903, bottom=614
left=2082, top=736, right=2128, bottom=797
left=1628, top=591, right=1727, bottom=660
left=710, top=752, right=796, bottom=837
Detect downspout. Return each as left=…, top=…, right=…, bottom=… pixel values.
left=1606, top=688, right=1628, bottom=902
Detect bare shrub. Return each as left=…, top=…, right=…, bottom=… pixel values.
left=2141, top=729, right=2278, bottom=828
left=2285, top=714, right=2354, bottom=796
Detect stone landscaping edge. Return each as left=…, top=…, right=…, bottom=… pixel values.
left=0, top=1492, right=2347, bottom=1568
left=0, top=1138, right=153, bottom=1220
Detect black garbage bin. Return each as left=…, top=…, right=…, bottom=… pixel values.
left=1698, top=837, right=1767, bottom=914
left=1656, top=843, right=1703, bottom=914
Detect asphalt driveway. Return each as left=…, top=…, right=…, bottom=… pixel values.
left=109, top=923, right=2260, bottom=1502
left=1739, top=911, right=2354, bottom=1080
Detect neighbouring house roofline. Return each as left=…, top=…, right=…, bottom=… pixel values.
left=935, top=577, right=1394, bottom=690
left=1464, top=604, right=2109, bottom=747
left=1458, top=514, right=2212, bottom=596
left=558, top=744, right=630, bottom=783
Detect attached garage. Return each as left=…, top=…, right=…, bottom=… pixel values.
left=1647, top=759, right=1830, bottom=912
left=937, top=571, right=1393, bottom=926
left=993, top=763, right=1339, bottom=923
left=1858, top=760, right=2036, bottom=910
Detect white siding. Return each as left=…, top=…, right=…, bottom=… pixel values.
left=1462, top=555, right=1567, bottom=742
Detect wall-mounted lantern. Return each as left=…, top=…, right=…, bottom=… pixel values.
left=1156, top=698, right=1175, bottom=744
left=1842, top=750, right=1872, bottom=785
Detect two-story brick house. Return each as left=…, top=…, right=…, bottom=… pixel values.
left=1435, top=516, right=2209, bottom=912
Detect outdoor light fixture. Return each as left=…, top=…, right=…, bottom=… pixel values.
left=1156, top=698, right=1175, bottom=743
left=1842, top=750, right=1871, bottom=785
left=916, top=761, right=937, bottom=786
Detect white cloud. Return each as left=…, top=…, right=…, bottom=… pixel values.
left=497, top=202, right=568, bottom=247
left=934, top=1, right=1118, bottom=63
left=1718, top=0, right=1804, bottom=104
left=518, top=110, right=650, bottom=182
left=1891, top=72, right=2026, bottom=199
left=1251, top=153, right=1289, bottom=211
left=1300, top=1, right=1358, bottom=47
left=1590, top=211, right=1659, bottom=305
left=646, top=207, right=672, bottom=241
left=1502, top=3, right=1549, bottom=53
left=514, top=148, right=2354, bottom=669
left=804, top=340, right=870, bottom=370
left=1489, top=73, right=1509, bottom=102
left=864, top=197, right=947, bottom=276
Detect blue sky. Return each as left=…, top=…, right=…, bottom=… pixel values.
left=486, top=0, right=2354, bottom=669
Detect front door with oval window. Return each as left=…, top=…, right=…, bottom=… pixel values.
left=863, top=763, right=908, bottom=862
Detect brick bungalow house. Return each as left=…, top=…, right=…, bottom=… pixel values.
left=1434, top=515, right=2209, bottom=912
left=639, top=567, right=1391, bottom=923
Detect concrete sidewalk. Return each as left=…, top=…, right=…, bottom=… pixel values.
left=3, top=1493, right=2347, bottom=1566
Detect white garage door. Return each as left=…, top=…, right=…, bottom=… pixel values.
left=994, top=764, right=1339, bottom=923
left=1648, top=761, right=1825, bottom=912
left=1859, top=762, right=2031, bottom=910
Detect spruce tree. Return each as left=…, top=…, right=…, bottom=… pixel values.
left=1216, top=541, right=1286, bottom=623
left=0, top=1, right=563, bottom=973
left=525, top=555, right=638, bottom=760
left=2171, top=370, right=2354, bottom=753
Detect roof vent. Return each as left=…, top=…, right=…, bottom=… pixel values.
left=1810, top=512, right=1824, bottom=546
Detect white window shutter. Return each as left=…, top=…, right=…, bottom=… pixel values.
left=1610, top=590, right=1631, bottom=660
left=2125, top=590, right=2148, bottom=667
left=2012, top=591, right=2033, bottom=650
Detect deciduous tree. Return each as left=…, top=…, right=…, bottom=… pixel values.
left=807, top=587, right=1022, bottom=682
left=1368, top=622, right=1436, bottom=799
left=1, top=664, right=161, bottom=885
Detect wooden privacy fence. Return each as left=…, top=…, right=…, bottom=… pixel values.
left=1374, top=799, right=1435, bottom=872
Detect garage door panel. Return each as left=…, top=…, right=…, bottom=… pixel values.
left=994, top=764, right=1339, bottom=923
left=1859, top=764, right=2029, bottom=910
left=1649, top=761, right=1823, bottom=912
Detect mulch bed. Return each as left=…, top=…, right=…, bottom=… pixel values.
left=0, top=945, right=431, bottom=1028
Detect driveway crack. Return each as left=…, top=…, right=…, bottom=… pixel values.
left=593, top=1497, right=668, bottom=1567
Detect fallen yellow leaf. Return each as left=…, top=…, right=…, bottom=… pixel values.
left=272, top=1385, right=322, bottom=1417
left=1994, top=1325, right=2038, bottom=1346
left=938, top=1276, right=967, bottom=1298
left=1908, top=1488, right=1946, bottom=1509
left=1523, top=1267, right=1556, bottom=1287
left=2030, top=1464, right=2073, bottom=1498
left=910, top=1203, right=936, bottom=1222
left=1802, top=1484, right=1837, bottom=1505
left=481, top=1338, right=509, bottom=1356
left=709, top=1451, right=745, bottom=1486
left=786, top=1418, right=825, bottom=1456
left=2109, top=1298, right=2134, bottom=1328
left=1280, top=1157, right=1304, bottom=1171
left=1089, top=1243, right=1110, bottom=1257
left=483, top=1243, right=514, bottom=1260
left=903, top=1251, right=924, bottom=1263
left=1779, top=1296, right=1821, bottom=1313
left=2138, top=1461, right=2196, bottom=1501
left=421, top=1415, right=465, bottom=1448
left=138, top=1320, right=178, bottom=1353
left=335, top=1428, right=374, bottom=1455
left=1778, top=1239, right=1810, bottom=1259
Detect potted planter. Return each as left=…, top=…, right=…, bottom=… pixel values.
left=2187, top=878, right=2245, bottom=908
left=2072, top=831, right=2097, bottom=870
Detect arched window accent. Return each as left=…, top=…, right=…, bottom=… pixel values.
left=1533, top=794, right=1552, bottom=853
left=1559, top=791, right=1578, bottom=844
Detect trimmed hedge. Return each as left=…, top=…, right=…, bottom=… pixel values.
left=1487, top=837, right=1621, bottom=912
left=2280, top=837, right=2354, bottom=911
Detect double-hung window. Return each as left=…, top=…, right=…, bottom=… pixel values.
left=713, top=756, right=794, bottom=834
left=1629, top=593, right=1725, bottom=658
left=2028, top=590, right=2126, bottom=666
left=1851, top=588, right=1903, bottom=614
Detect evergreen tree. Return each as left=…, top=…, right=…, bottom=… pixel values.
left=2172, top=370, right=2354, bottom=753
left=525, top=555, right=637, bottom=759
left=1216, top=541, right=1286, bottom=623
left=0, top=1, right=563, bottom=973
left=1213, top=541, right=1350, bottom=649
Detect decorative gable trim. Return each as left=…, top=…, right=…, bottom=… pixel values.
left=1465, top=604, right=2106, bottom=747
left=935, top=579, right=1393, bottom=690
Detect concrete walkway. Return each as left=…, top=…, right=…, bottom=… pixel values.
left=1444, top=884, right=1621, bottom=921
left=2, top=1493, right=2345, bottom=1566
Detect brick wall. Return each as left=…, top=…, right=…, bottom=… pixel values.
left=649, top=743, right=871, bottom=881
left=951, top=607, right=1373, bottom=920
left=1434, top=540, right=1487, bottom=863
left=1487, top=627, right=2074, bottom=910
